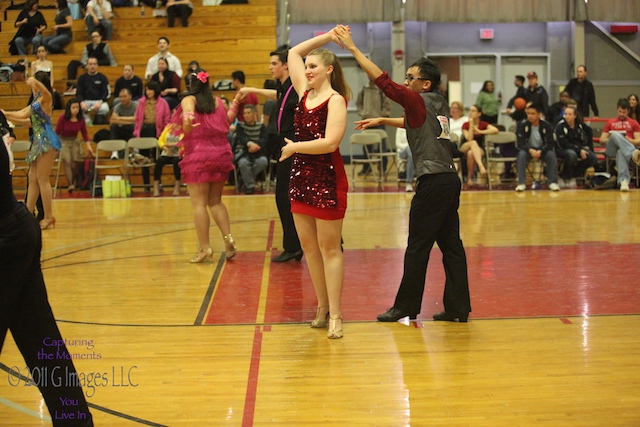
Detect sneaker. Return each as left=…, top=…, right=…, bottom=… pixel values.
left=405, top=183, right=414, bottom=192
left=549, top=183, right=560, bottom=191
left=110, top=151, right=119, bottom=160
left=620, top=179, right=630, bottom=192
left=63, top=87, right=76, bottom=96
left=558, top=178, right=566, bottom=188
left=632, top=150, right=640, bottom=166
left=567, top=178, right=577, bottom=189
left=515, top=184, right=526, bottom=192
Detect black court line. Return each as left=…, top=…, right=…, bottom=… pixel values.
left=41, top=227, right=190, bottom=263
left=0, top=362, right=168, bottom=427
left=194, top=254, right=227, bottom=326
left=54, top=312, right=640, bottom=329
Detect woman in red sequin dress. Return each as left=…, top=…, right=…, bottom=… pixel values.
left=280, top=30, right=350, bottom=339
left=177, top=69, right=236, bottom=263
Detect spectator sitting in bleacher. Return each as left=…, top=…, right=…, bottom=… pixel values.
left=68, top=0, right=82, bottom=20
left=184, top=60, right=199, bottom=88
left=110, top=88, right=137, bottom=142
left=65, top=30, right=117, bottom=93
left=113, top=64, right=144, bottom=106
left=133, top=81, right=171, bottom=189
left=461, top=104, right=499, bottom=185
left=234, top=104, right=268, bottom=194
left=76, top=57, right=110, bottom=124
left=165, top=0, right=193, bottom=28
left=628, top=94, right=640, bottom=122
left=145, top=37, right=183, bottom=80
left=31, top=46, right=54, bottom=87
left=555, top=105, right=597, bottom=188
left=600, top=98, right=640, bottom=192
left=9, top=0, right=47, bottom=56
left=150, top=57, right=181, bottom=110
left=35, top=0, right=73, bottom=54
left=85, top=0, right=113, bottom=41
left=515, top=103, right=560, bottom=192
left=548, top=91, right=570, bottom=126
left=55, top=98, right=93, bottom=192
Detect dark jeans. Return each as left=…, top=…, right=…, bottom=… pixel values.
left=275, top=156, right=301, bottom=253
left=154, top=155, right=181, bottom=181
left=110, top=124, right=134, bottom=141
left=0, top=203, right=93, bottom=426
left=139, top=124, right=158, bottom=186
left=167, top=4, right=192, bottom=27
left=557, top=149, right=598, bottom=179
left=393, top=173, right=471, bottom=316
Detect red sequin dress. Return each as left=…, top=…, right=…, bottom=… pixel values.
left=176, top=98, right=234, bottom=183
left=289, top=91, right=348, bottom=220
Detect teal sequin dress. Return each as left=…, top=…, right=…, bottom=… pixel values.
left=26, top=100, right=61, bottom=163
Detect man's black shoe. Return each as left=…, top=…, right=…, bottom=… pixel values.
left=377, top=307, right=416, bottom=322
left=271, top=250, right=303, bottom=263
left=432, top=311, right=469, bottom=322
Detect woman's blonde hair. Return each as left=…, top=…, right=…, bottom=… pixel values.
left=450, top=101, right=465, bottom=115
left=307, top=48, right=352, bottom=102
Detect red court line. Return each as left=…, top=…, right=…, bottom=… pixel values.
left=264, top=243, right=640, bottom=323
left=266, top=219, right=275, bottom=251
left=205, top=243, right=640, bottom=325
left=204, top=252, right=266, bottom=324
left=242, top=326, right=268, bottom=427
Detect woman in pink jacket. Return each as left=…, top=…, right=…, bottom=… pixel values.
left=133, top=80, right=170, bottom=190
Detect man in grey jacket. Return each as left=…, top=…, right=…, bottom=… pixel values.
left=336, top=25, right=471, bottom=324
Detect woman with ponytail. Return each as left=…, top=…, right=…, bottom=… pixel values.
left=279, top=29, right=351, bottom=339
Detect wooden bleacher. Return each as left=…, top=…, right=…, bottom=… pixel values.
left=1, top=0, right=276, bottom=192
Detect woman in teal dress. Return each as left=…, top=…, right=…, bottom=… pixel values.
left=2, top=71, right=60, bottom=230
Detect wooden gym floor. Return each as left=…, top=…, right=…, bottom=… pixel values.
left=1, top=181, right=640, bottom=426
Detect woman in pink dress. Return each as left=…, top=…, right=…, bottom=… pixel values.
left=177, top=69, right=236, bottom=263
left=279, top=30, right=350, bottom=339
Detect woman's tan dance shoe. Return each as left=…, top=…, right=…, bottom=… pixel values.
left=190, top=247, right=213, bottom=263
left=223, top=234, right=237, bottom=260
left=327, top=316, right=343, bottom=339
left=310, top=306, right=329, bottom=328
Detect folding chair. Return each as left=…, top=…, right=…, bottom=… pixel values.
left=363, top=128, right=396, bottom=181
left=125, top=137, right=158, bottom=190
left=93, top=139, right=128, bottom=197
left=10, top=140, right=31, bottom=190
left=51, top=150, right=62, bottom=198
left=349, top=132, right=383, bottom=187
left=484, top=131, right=518, bottom=190
left=450, top=133, right=463, bottom=183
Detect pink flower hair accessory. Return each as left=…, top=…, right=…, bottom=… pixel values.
left=196, top=71, right=209, bottom=84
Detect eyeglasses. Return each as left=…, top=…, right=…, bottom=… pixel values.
left=405, top=75, right=425, bottom=82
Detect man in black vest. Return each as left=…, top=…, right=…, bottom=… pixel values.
left=65, top=30, right=117, bottom=94
left=336, top=25, right=471, bottom=323
left=237, top=47, right=303, bottom=262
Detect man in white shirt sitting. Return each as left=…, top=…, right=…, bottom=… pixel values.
left=85, top=0, right=113, bottom=40
left=145, top=37, right=183, bottom=80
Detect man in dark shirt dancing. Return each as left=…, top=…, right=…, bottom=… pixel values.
left=335, top=25, right=471, bottom=323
